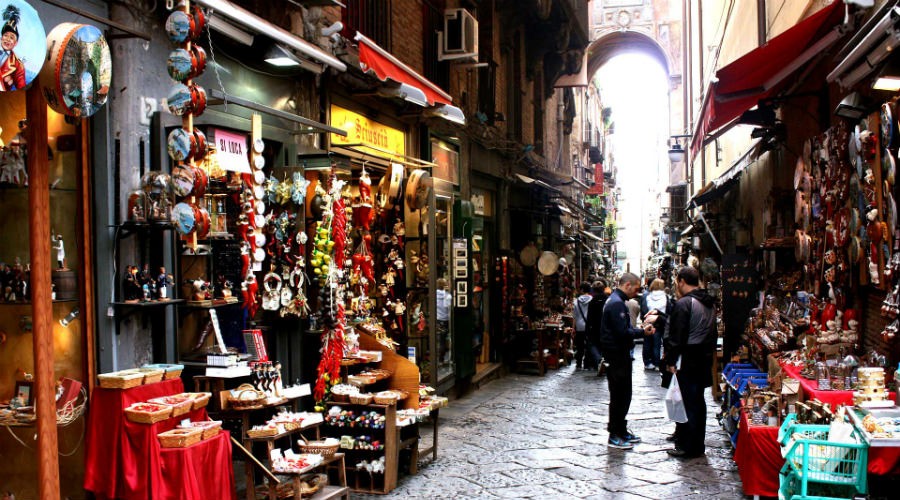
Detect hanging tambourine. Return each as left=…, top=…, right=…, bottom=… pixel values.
left=172, top=202, right=196, bottom=235
left=171, top=164, right=195, bottom=198
left=794, top=229, right=806, bottom=263
left=537, top=251, right=559, bottom=276
left=0, top=1, right=47, bottom=92
left=167, top=127, right=195, bottom=162
left=849, top=236, right=861, bottom=264
left=376, top=163, right=404, bottom=210
left=405, top=169, right=431, bottom=210
left=793, top=157, right=805, bottom=190
left=40, top=23, right=111, bottom=116
left=519, top=243, right=539, bottom=267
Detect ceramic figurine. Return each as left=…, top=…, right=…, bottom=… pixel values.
left=157, top=267, right=172, bottom=300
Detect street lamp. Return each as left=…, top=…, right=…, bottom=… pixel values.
left=668, top=134, right=692, bottom=164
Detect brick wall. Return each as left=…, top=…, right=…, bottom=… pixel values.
left=392, top=0, right=425, bottom=74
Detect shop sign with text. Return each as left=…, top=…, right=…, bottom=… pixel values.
left=330, top=104, right=405, bottom=158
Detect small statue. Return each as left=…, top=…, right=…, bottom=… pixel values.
left=123, top=265, right=142, bottom=301
left=157, top=267, right=172, bottom=300
left=52, top=233, right=66, bottom=270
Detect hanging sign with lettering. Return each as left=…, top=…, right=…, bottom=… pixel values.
left=330, top=104, right=406, bottom=159
left=213, top=128, right=251, bottom=173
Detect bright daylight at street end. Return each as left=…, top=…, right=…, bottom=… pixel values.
left=2, top=1, right=900, bottom=499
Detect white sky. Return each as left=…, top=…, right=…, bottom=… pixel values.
left=595, top=53, right=670, bottom=274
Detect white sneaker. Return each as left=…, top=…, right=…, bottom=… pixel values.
left=644, top=364, right=656, bottom=370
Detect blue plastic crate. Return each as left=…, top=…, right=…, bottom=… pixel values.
left=723, top=363, right=758, bottom=378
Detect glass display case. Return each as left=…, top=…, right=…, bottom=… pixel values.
left=434, top=194, right=453, bottom=383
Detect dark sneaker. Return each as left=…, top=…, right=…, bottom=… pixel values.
left=607, top=436, right=634, bottom=450
left=624, top=430, right=641, bottom=444
left=667, top=448, right=704, bottom=458
left=665, top=434, right=677, bottom=442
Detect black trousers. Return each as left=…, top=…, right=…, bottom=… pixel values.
left=606, top=352, right=632, bottom=437
left=675, top=372, right=707, bottom=455
left=574, top=331, right=586, bottom=367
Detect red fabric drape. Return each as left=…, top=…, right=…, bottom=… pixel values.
left=735, top=409, right=782, bottom=496
left=84, top=378, right=236, bottom=500
left=358, top=41, right=452, bottom=106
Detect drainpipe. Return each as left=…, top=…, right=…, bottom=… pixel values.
left=697, top=0, right=706, bottom=189
left=757, top=0, right=767, bottom=47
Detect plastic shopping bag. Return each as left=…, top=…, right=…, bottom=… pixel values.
left=665, top=374, right=688, bottom=423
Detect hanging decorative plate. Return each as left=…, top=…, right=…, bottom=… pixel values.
left=165, top=10, right=192, bottom=44
left=253, top=246, right=265, bottom=263
left=253, top=138, right=265, bottom=154
left=253, top=155, right=265, bottom=170
left=850, top=207, right=860, bottom=234
left=794, top=157, right=805, bottom=190
left=171, top=164, right=195, bottom=198
left=196, top=206, right=210, bottom=239
left=191, top=165, right=207, bottom=197
left=254, top=213, right=266, bottom=228
left=888, top=151, right=897, bottom=185
left=166, top=48, right=192, bottom=82
left=190, top=5, right=206, bottom=41
left=849, top=172, right=860, bottom=202
left=800, top=172, right=812, bottom=194
left=376, top=163, right=404, bottom=210
left=795, top=191, right=806, bottom=224
left=189, top=44, right=206, bottom=79
left=882, top=102, right=894, bottom=149
left=167, top=82, right=192, bottom=116
left=40, top=23, right=111, bottom=117
left=172, top=202, right=196, bottom=235
left=854, top=124, right=863, bottom=154
left=167, top=127, right=195, bottom=162
left=189, top=83, right=206, bottom=116
left=0, top=1, right=47, bottom=92
left=253, top=169, right=265, bottom=185
left=254, top=231, right=266, bottom=248
left=795, top=229, right=805, bottom=262
left=537, top=251, right=559, bottom=276
left=849, top=235, right=861, bottom=264
left=193, top=128, right=208, bottom=161
left=803, top=138, right=812, bottom=160
left=405, top=169, right=432, bottom=210
left=255, top=200, right=266, bottom=215
left=253, top=184, right=265, bottom=200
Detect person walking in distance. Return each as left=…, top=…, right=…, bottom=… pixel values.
left=572, top=282, right=593, bottom=370
left=599, top=272, right=655, bottom=449
left=585, top=280, right=608, bottom=373
left=664, top=266, right=717, bottom=458
left=641, top=278, right=670, bottom=370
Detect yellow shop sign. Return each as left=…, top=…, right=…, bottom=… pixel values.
left=331, top=105, right=406, bottom=158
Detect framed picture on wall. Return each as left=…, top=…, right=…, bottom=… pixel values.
left=430, top=137, right=459, bottom=185
left=13, top=380, right=33, bottom=407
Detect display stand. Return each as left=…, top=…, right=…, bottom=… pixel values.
left=512, top=328, right=546, bottom=376
left=356, top=331, right=421, bottom=409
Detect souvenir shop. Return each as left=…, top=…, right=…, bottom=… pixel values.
left=2, top=0, right=451, bottom=498
left=699, top=4, right=900, bottom=498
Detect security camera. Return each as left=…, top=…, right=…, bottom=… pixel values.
left=321, top=21, right=343, bottom=37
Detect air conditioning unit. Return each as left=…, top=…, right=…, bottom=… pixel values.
left=438, top=9, right=478, bottom=62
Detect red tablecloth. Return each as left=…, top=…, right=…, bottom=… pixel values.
left=734, top=409, right=783, bottom=497
left=84, top=378, right=236, bottom=500
left=158, top=430, right=236, bottom=500
left=780, top=362, right=897, bottom=407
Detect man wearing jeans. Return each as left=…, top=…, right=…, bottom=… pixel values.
left=664, top=266, right=717, bottom=458
left=598, top=272, right=654, bottom=449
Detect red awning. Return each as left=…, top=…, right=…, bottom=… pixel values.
left=690, top=1, right=847, bottom=158
left=355, top=32, right=453, bottom=106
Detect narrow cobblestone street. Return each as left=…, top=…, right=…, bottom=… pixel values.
left=372, top=346, right=743, bottom=499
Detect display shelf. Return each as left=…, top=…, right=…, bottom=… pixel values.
left=244, top=420, right=322, bottom=442
left=0, top=186, right=77, bottom=193
left=111, top=299, right=185, bottom=307
left=181, top=299, right=241, bottom=309
left=0, top=299, right=79, bottom=306
left=307, top=485, right=351, bottom=500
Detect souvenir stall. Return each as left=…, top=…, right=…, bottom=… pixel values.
left=728, top=111, right=900, bottom=498
left=0, top=0, right=117, bottom=496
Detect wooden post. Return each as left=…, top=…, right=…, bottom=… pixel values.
left=26, top=84, right=61, bottom=498
left=78, top=122, right=97, bottom=394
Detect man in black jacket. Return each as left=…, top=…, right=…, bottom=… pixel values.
left=599, top=272, right=654, bottom=449
left=664, top=266, right=717, bottom=458
left=584, top=280, right=608, bottom=372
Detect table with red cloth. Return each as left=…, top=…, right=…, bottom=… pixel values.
left=779, top=362, right=897, bottom=407
left=734, top=409, right=782, bottom=497
left=84, top=378, right=236, bottom=500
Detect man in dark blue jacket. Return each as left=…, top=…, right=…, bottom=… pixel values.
left=599, top=272, right=654, bottom=449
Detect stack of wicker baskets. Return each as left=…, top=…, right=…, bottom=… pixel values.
left=158, top=427, right=203, bottom=448
left=227, top=384, right=266, bottom=409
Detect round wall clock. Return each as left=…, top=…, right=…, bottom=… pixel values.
left=40, top=23, right=111, bottom=116
left=0, top=0, right=47, bottom=92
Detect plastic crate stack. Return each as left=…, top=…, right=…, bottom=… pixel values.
left=721, top=363, right=769, bottom=446
left=777, top=414, right=868, bottom=500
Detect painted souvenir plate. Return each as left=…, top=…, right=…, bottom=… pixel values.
left=253, top=138, right=265, bottom=154
left=882, top=102, right=894, bottom=149
left=0, top=0, right=46, bottom=92
left=172, top=202, right=196, bottom=235
left=167, top=82, right=192, bottom=116
left=165, top=10, right=192, bottom=44
left=40, top=23, right=111, bottom=117
left=253, top=247, right=265, bottom=262
left=253, top=155, right=265, bottom=169
left=167, top=127, right=194, bottom=162
left=166, top=48, right=192, bottom=82
left=171, top=164, right=195, bottom=198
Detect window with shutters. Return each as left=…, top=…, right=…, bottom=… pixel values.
left=422, top=0, right=450, bottom=91
left=342, top=0, right=392, bottom=50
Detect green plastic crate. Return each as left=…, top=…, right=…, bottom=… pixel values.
left=778, top=414, right=868, bottom=496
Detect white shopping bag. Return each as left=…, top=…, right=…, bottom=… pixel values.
left=665, top=374, right=688, bottom=423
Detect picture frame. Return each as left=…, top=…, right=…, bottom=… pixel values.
left=13, top=380, right=34, bottom=407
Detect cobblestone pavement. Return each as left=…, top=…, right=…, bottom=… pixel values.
left=362, top=346, right=744, bottom=499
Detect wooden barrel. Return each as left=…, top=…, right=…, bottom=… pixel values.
left=51, top=270, right=78, bottom=300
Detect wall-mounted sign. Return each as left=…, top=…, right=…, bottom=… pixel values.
left=213, top=128, right=251, bottom=173
left=471, top=189, right=493, bottom=217
left=0, top=1, right=46, bottom=92
left=431, top=138, right=458, bottom=185
left=41, top=23, right=111, bottom=117
left=330, top=104, right=405, bottom=158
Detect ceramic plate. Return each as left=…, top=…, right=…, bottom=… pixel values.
left=0, top=0, right=47, bottom=92
left=172, top=202, right=196, bottom=235
left=165, top=11, right=192, bottom=44
left=256, top=200, right=266, bottom=215
left=167, top=83, right=192, bottom=116
left=254, top=155, right=265, bottom=169
left=167, top=127, right=194, bottom=162
left=166, top=48, right=192, bottom=82
left=253, top=138, right=265, bottom=154
left=171, top=164, right=195, bottom=198
left=254, top=213, right=266, bottom=228
left=253, top=247, right=265, bottom=262
left=254, top=231, right=266, bottom=247
left=40, top=23, right=111, bottom=117
left=253, top=185, right=265, bottom=200
left=882, top=102, right=894, bottom=149
left=253, top=169, right=265, bottom=185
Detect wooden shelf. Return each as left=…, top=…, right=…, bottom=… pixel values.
left=111, top=299, right=185, bottom=307
left=308, top=485, right=350, bottom=500
left=181, top=299, right=241, bottom=309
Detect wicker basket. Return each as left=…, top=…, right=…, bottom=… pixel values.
left=142, top=363, right=184, bottom=380
left=373, top=392, right=398, bottom=405
left=135, top=367, right=165, bottom=385
left=158, top=427, right=203, bottom=448
left=298, top=440, right=340, bottom=457
left=350, top=393, right=374, bottom=405
left=124, top=403, right=173, bottom=424
left=179, top=420, right=222, bottom=440
left=98, top=370, right=145, bottom=389
left=246, top=427, right=279, bottom=438
left=227, top=384, right=265, bottom=409
left=190, top=392, right=212, bottom=410
left=148, top=396, right=193, bottom=417
left=330, top=392, right=350, bottom=403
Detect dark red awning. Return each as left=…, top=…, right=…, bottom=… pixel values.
left=356, top=32, right=453, bottom=106
left=691, top=1, right=847, bottom=158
